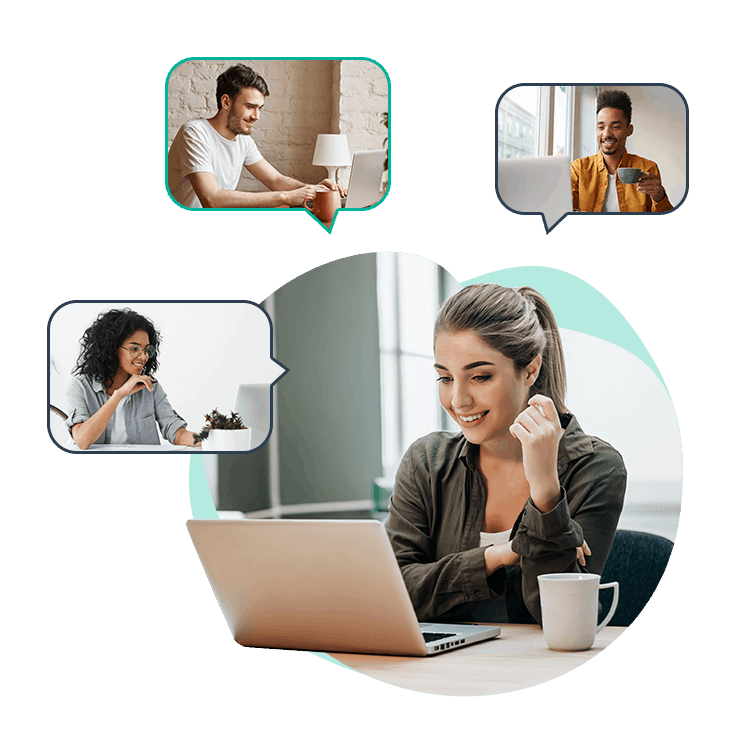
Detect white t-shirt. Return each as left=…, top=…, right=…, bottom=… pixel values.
left=479, top=528, right=513, bottom=547
left=603, top=172, right=621, bottom=213
left=109, top=395, right=129, bottom=444
left=168, top=118, right=263, bottom=208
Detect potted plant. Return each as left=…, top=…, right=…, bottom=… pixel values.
left=194, top=408, right=251, bottom=451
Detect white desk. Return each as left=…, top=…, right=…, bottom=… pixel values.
left=71, top=443, right=202, bottom=453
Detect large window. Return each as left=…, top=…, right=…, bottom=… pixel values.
left=376, top=254, right=460, bottom=479
left=497, top=85, right=599, bottom=161
left=497, top=86, right=538, bottom=158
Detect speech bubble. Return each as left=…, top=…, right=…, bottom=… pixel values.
left=165, top=57, right=390, bottom=234
left=303, top=183, right=389, bottom=234
left=496, top=83, right=688, bottom=233
left=47, top=301, right=287, bottom=454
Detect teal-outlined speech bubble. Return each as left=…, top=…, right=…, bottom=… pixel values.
left=165, top=57, right=391, bottom=234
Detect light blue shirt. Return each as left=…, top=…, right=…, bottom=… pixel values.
left=66, top=375, right=187, bottom=445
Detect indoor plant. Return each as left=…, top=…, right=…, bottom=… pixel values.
left=195, top=408, right=251, bottom=451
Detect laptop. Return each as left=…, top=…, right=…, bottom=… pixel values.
left=186, top=519, right=501, bottom=656
left=233, top=384, right=271, bottom=450
left=344, top=149, right=387, bottom=208
left=496, top=155, right=572, bottom=227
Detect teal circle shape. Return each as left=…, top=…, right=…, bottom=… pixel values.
left=189, top=456, right=218, bottom=520
left=463, top=267, right=668, bottom=394
left=187, top=264, right=677, bottom=684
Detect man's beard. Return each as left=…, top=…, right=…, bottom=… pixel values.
left=226, top=105, right=250, bottom=136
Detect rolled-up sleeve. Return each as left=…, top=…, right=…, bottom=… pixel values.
left=385, top=445, right=491, bottom=622
left=511, top=451, right=627, bottom=624
left=152, top=384, right=187, bottom=444
left=512, top=490, right=585, bottom=557
left=653, top=193, right=672, bottom=211
left=65, top=378, right=91, bottom=436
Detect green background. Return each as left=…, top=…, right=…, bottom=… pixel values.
left=7, top=0, right=747, bottom=748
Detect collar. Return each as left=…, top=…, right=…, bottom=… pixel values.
left=555, top=413, right=594, bottom=473
left=458, top=412, right=593, bottom=476
left=596, top=147, right=631, bottom=173
left=89, top=377, right=106, bottom=393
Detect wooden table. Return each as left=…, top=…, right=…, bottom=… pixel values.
left=329, top=623, right=626, bottom=696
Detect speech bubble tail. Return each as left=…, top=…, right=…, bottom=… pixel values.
left=269, top=356, right=288, bottom=387
left=305, top=207, right=340, bottom=234
left=543, top=211, right=569, bottom=234
left=253, top=354, right=288, bottom=386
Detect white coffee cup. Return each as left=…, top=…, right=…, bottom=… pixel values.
left=538, top=573, right=619, bottom=651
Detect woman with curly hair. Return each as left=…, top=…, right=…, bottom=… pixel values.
left=66, top=309, right=199, bottom=449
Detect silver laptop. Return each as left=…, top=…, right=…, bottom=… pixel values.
left=233, top=384, right=270, bottom=450
left=187, top=519, right=501, bottom=656
left=344, top=149, right=387, bottom=208
left=496, top=155, right=572, bottom=229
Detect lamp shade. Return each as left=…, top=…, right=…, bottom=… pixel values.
left=312, top=134, right=351, bottom=168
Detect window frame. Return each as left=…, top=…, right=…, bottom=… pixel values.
left=498, top=85, right=599, bottom=161
left=376, top=255, right=459, bottom=480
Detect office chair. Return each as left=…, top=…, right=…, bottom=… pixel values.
left=599, top=529, right=674, bottom=627
left=49, top=405, right=71, bottom=447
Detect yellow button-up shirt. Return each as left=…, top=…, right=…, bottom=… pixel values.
left=570, top=149, right=673, bottom=213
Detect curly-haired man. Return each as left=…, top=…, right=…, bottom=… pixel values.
left=570, top=89, right=672, bottom=212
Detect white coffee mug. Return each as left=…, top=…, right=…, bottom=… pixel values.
left=538, top=573, right=619, bottom=651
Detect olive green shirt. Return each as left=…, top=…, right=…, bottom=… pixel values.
left=384, top=414, right=627, bottom=625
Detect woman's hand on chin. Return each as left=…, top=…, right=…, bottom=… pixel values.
left=116, top=373, right=154, bottom=398
left=509, top=394, right=564, bottom=512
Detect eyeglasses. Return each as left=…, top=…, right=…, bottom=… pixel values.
left=120, top=345, right=156, bottom=359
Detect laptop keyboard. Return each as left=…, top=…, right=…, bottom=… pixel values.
left=422, top=632, right=458, bottom=643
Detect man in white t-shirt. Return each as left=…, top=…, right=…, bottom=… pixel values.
left=168, top=64, right=341, bottom=209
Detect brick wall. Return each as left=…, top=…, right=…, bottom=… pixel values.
left=167, top=58, right=388, bottom=193
left=335, top=59, right=389, bottom=186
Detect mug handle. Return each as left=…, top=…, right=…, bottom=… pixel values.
left=304, top=197, right=315, bottom=212
left=596, top=581, right=619, bottom=632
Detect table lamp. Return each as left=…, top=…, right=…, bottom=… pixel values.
left=312, top=134, right=351, bottom=183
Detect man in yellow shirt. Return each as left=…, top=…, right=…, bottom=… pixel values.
left=571, top=90, right=673, bottom=213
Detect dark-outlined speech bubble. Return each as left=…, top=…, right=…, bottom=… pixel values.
left=495, top=83, right=688, bottom=233
left=48, top=301, right=287, bottom=454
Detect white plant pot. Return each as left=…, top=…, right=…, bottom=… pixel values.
left=203, top=428, right=252, bottom=452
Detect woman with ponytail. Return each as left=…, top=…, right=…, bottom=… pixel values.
left=384, top=284, right=626, bottom=625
